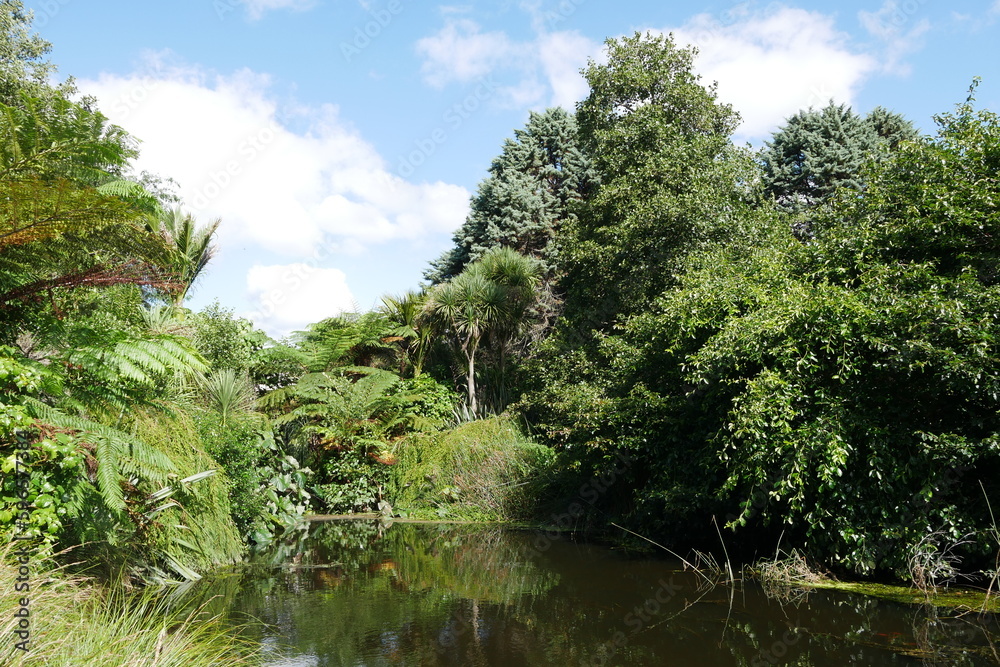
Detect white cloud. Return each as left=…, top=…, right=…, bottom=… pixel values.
left=242, top=0, right=317, bottom=21
left=537, top=31, right=594, bottom=111
left=416, top=7, right=876, bottom=138
left=415, top=15, right=600, bottom=111
left=84, top=56, right=468, bottom=253
left=669, top=8, right=878, bottom=139
left=859, top=0, right=931, bottom=75
left=246, top=264, right=355, bottom=338
left=416, top=19, right=517, bottom=88
left=80, top=52, right=469, bottom=334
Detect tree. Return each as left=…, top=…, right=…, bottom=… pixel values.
left=425, top=247, right=539, bottom=416
left=0, top=0, right=75, bottom=105
left=294, top=311, right=400, bottom=373
left=0, top=6, right=252, bottom=578
left=561, top=31, right=759, bottom=328
left=604, top=87, right=1000, bottom=577
left=379, top=290, right=434, bottom=377
left=518, top=33, right=763, bottom=469
left=425, top=108, right=598, bottom=284
left=761, top=102, right=917, bottom=215
left=147, top=207, right=221, bottom=307
left=0, top=94, right=181, bottom=333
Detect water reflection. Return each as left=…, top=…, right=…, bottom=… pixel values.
left=197, top=520, right=1000, bottom=666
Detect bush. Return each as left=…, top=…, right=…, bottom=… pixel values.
left=194, top=410, right=270, bottom=540
left=390, top=416, right=555, bottom=521
left=313, top=447, right=390, bottom=515
left=109, top=409, right=245, bottom=580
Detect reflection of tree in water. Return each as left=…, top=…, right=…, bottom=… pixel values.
left=723, top=584, right=1000, bottom=666
left=180, top=521, right=1000, bottom=666
left=228, top=521, right=565, bottom=666
left=385, top=523, right=560, bottom=602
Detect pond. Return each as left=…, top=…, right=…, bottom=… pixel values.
left=194, top=520, right=1000, bottom=666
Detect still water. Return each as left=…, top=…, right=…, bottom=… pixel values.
left=201, top=520, right=999, bottom=666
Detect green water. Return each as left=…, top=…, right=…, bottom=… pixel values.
left=199, top=520, right=999, bottom=666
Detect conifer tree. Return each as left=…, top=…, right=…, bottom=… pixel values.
left=761, top=102, right=917, bottom=214
left=425, top=107, right=597, bottom=284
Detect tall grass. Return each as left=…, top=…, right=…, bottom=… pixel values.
left=390, top=416, right=554, bottom=521
left=0, top=549, right=259, bottom=666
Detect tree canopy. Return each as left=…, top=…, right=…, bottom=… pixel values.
left=761, top=102, right=918, bottom=216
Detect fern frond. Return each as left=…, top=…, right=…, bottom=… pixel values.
left=22, top=397, right=177, bottom=512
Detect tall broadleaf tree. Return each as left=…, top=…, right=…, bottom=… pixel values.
left=561, top=31, right=760, bottom=329
left=0, top=0, right=75, bottom=105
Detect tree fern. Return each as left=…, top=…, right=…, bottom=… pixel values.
left=97, top=178, right=162, bottom=215
left=0, top=92, right=135, bottom=183
left=22, top=397, right=176, bottom=512
left=56, top=327, right=207, bottom=416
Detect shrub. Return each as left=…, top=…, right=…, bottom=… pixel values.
left=390, top=416, right=555, bottom=521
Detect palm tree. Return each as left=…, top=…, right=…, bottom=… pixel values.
left=148, top=207, right=221, bottom=307
left=380, top=290, right=433, bottom=377
left=424, top=247, right=539, bottom=416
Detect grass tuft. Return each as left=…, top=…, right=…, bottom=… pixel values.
left=0, top=547, right=259, bottom=666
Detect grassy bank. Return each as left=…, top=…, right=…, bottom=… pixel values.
left=0, top=551, right=259, bottom=666
left=389, top=415, right=555, bottom=522
left=752, top=551, right=1000, bottom=613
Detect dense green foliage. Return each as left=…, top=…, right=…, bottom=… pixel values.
left=518, top=53, right=1000, bottom=582
left=390, top=416, right=555, bottom=521
left=761, top=102, right=917, bottom=216
left=563, top=32, right=760, bottom=327
left=425, top=246, right=540, bottom=415
left=0, top=12, right=294, bottom=584
left=0, top=551, right=260, bottom=666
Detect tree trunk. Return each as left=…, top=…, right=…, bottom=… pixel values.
left=467, top=347, right=477, bottom=416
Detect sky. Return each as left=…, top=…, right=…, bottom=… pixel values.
left=26, top=0, right=1000, bottom=338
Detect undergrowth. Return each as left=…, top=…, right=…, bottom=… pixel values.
left=389, top=416, right=555, bottom=521
left=0, top=548, right=259, bottom=666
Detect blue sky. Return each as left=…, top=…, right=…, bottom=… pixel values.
left=27, top=0, right=1000, bottom=337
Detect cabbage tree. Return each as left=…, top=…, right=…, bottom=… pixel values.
left=425, top=247, right=539, bottom=416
